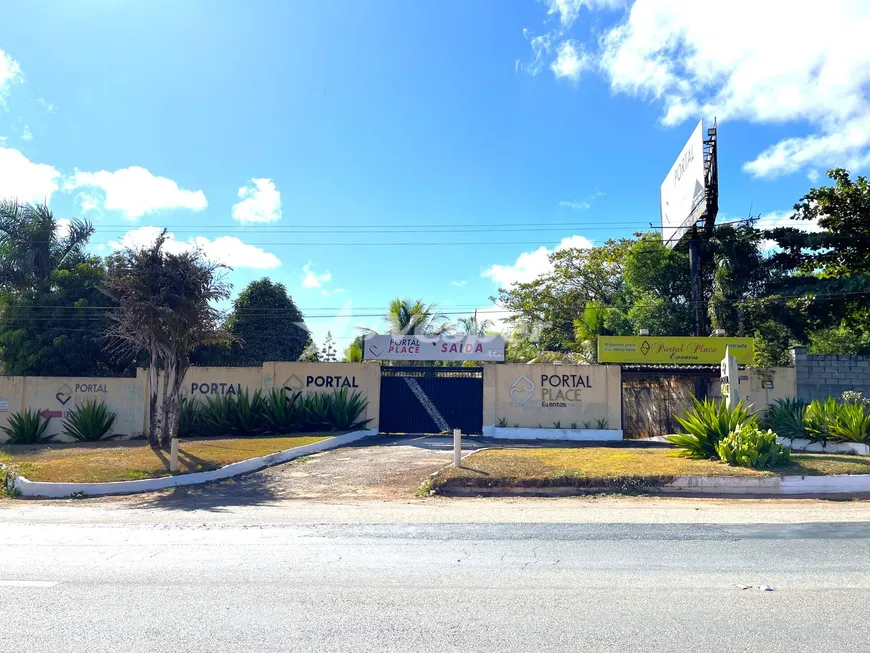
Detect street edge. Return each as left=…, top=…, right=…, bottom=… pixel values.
left=12, top=429, right=379, bottom=499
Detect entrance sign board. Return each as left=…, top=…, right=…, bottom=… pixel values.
left=661, top=120, right=706, bottom=248
left=363, top=335, right=505, bottom=362
left=598, top=336, right=754, bottom=365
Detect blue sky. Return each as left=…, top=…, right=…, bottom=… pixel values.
left=2, top=0, right=868, bottom=352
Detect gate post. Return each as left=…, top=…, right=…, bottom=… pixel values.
left=453, top=428, right=462, bottom=468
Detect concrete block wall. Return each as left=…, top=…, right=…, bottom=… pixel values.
left=791, top=347, right=870, bottom=402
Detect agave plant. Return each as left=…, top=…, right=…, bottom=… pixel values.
left=263, top=388, right=304, bottom=434
left=229, top=389, right=265, bottom=436
left=829, top=402, right=870, bottom=443
left=178, top=396, right=201, bottom=438
left=667, top=397, right=757, bottom=459
left=1, top=409, right=54, bottom=444
left=197, top=394, right=235, bottom=437
left=761, top=397, right=807, bottom=442
left=805, top=398, right=839, bottom=444
left=62, top=400, right=117, bottom=442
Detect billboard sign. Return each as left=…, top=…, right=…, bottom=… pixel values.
left=598, top=336, right=754, bottom=365
left=661, top=120, right=706, bottom=248
left=363, top=334, right=505, bottom=362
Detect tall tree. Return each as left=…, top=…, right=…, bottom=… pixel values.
left=0, top=258, right=134, bottom=376
left=343, top=335, right=364, bottom=362
left=103, top=232, right=230, bottom=448
left=766, top=168, right=870, bottom=354
left=456, top=309, right=495, bottom=336
left=365, top=298, right=451, bottom=336
left=320, top=331, right=337, bottom=362
left=0, top=201, right=94, bottom=290
left=196, top=279, right=308, bottom=365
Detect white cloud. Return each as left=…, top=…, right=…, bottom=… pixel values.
left=55, top=218, right=71, bottom=238
left=231, top=178, right=282, bottom=224
left=0, top=146, right=61, bottom=204
left=75, top=192, right=102, bottom=214
left=21, top=125, right=32, bottom=141
left=522, top=1, right=870, bottom=178
left=482, top=234, right=594, bottom=286
left=755, top=210, right=823, bottom=253
left=320, top=287, right=347, bottom=297
left=807, top=169, right=821, bottom=183
left=544, top=0, right=625, bottom=29
left=559, top=199, right=590, bottom=210
left=592, top=0, right=870, bottom=177
left=551, top=40, right=590, bottom=82
left=452, top=280, right=468, bottom=287
left=38, top=98, right=55, bottom=113
left=111, top=226, right=281, bottom=269
left=63, top=166, right=207, bottom=219
left=302, top=262, right=332, bottom=288
left=0, top=47, right=23, bottom=103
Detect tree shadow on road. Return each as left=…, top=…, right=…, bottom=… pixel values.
left=127, top=471, right=285, bottom=513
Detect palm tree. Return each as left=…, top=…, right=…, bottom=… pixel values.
left=362, top=298, right=452, bottom=336
left=0, top=200, right=94, bottom=290
left=456, top=309, right=495, bottom=336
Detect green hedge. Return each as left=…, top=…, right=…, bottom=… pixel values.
left=178, top=387, right=371, bottom=438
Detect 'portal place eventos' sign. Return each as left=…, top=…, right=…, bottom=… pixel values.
left=363, top=335, right=505, bottom=362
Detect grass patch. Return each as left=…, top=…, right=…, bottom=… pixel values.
left=430, top=447, right=870, bottom=493
left=0, top=435, right=328, bottom=484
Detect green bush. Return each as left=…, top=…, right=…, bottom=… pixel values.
left=716, top=425, right=791, bottom=469
left=178, top=396, right=200, bottom=438
left=762, top=397, right=807, bottom=442
left=179, top=387, right=371, bottom=437
left=805, top=398, right=839, bottom=444
left=667, top=397, right=757, bottom=459
left=263, top=388, right=304, bottom=433
left=196, top=394, right=235, bottom=437
left=62, top=400, right=117, bottom=442
left=1, top=409, right=54, bottom=444
left=829, top=402, right=870, bottom=443
left=229, top=389, right=265, bottom=436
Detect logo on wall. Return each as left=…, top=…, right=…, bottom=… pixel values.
left=283, top=374, right=305, bottom=393
left=510, top=375, right=535, bottom=405
left=55, top=383, right=73, bottom=406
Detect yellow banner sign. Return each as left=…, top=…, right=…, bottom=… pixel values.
left=598, top=336, right=754, bottom=365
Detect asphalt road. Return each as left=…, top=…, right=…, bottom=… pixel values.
left=3, top=509, right=870, bottom=652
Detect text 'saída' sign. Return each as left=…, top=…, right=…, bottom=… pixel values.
left=597, top=336, right=755, bottom=365
left=363, top=335, right=505, bottom=362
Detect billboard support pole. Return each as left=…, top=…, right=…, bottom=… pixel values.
left=688, top=230, right=707, bottom=399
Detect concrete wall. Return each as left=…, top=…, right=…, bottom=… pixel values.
left=484, top=364, right=622, bottom=429
left=0, top=363, right=382, bottom=443
left=791, top=347, right=870, bottom=402
left=264, top=362, right=381, bottom=431
left=0, top=371, right=148, bottom=442
left=709, top=367, right=797, bottom=409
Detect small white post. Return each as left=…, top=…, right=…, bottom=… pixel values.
left=453, top=428, right=462, bottom=468
left=170, top=437, right=179, bottom=472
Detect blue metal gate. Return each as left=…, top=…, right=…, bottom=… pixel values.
left=379, top=367, right=483, bottom=435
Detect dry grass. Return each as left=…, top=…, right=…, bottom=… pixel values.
left=431, top=447, right=870, bottom=491
left=0, top=436, right=328, bottom=483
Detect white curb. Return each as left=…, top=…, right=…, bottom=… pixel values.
left=776, top=437, right=870, bottom=456
left=12, top=429, right=378, bottom=499
left=663, top=474, right=870, bottom=495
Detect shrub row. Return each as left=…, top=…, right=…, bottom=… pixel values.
left=764, top=393, right=870, bottom=444
left=0, top=400, right=117, bottom=444
left=179, top=387, right=371, bottom=438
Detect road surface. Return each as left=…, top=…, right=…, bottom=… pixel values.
left=2, top=498, right=870, bottom=652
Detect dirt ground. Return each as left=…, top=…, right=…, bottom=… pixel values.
left=101, top=435, right=483, bottom=507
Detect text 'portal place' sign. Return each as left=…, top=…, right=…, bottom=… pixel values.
left=363, top=335, right=505, bottom=362
left=598, top=336, right=754, bottom=365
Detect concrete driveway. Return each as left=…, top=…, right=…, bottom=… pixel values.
left=124, top=434, right=487, bottom=507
